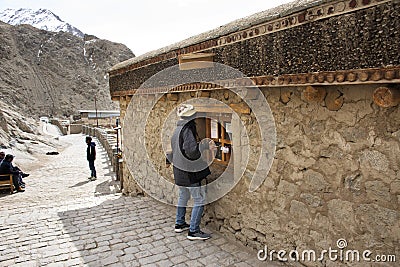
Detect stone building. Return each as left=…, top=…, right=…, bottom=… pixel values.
left=109, top=0, right=399, bottom=265
left=77, top=110, right=120, bottom=127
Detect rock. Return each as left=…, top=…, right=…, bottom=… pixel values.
left=365, top=180, right=391, bottom=203
left=241, top=228, right=258, bottom=240
left=355, top=204, right=399, bottom=240
left=300, top=193, right=322, bottom=208
left=277, top=179, right=297, bottom=197
left=229, top=218, right=241, bottom=231
left=327, top=199, right=357, bottom=233
left=302, top=170, right=331, bottom=192
left=343, top=173, right=363, bottom=194
left=390, top=178, right=400, bottom=194
left=360, top=150, right=389, bottom=172
left=289, top=200, right=311, bottom=225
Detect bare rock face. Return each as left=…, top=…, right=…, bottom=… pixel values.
left=0, top=21, right=134, bottom=118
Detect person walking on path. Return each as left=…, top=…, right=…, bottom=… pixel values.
left=86, top=136, right=97, bottom=181
left=170, top=104, right=214, bottom=241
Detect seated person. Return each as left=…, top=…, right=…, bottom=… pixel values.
left=0, top=154, right=25, bottom=192
left=0, top=151, right=29, bottom=181
left=0, top=151, right=4, bottom=163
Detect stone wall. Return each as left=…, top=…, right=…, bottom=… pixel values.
left=207, top=85, right=399, bottom=266
left=120, top=84, right=399, bottom=266
left=110, top=0, right=399, bottom=265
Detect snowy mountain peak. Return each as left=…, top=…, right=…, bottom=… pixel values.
left=0, top=8, right=84, bottom=38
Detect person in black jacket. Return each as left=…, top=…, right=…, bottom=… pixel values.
left=171, top=104, right=213, bottom=240
left=86, top=136, right=97, bottom=181
left=0, top=154, right=25, bottom=192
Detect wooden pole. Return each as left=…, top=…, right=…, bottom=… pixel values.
left=94, top=95, right=99, bottom=127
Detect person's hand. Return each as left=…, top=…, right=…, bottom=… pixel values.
left=209, top=140, right=217, bottom=151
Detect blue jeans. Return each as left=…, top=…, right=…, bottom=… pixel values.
left=88, top=160, right=96, bottom=178
left=176, top=183, right=205, bottom=232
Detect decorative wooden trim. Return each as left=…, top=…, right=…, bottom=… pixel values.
left=229, top=103, right=251, bottom=114
left=280, top=89, right=293, bottom=104
left=217, top=0, right=390, bottom=47
left=166, top=93, right=179, bottom=101
left=373, top=86, right=400, bottom=107
left=109, top=0, right=391, bottom=77
left=192, top=104, right=232, bottom=114
left=302, top=86, right=327, bottom=103
left=111, top=66, right=400, bottom=98
left=178, top=53, right=214, bottom=70
left=325, top=89, right=344, bottom=111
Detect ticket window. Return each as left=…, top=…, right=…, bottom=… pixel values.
left=205, top=115, right=232, bottom=164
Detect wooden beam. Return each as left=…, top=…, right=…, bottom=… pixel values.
left=280, top=89, right=293, bottom=104
left=229, top=103, right=250, bottom=114
left=193, top=104, right=232, bottom=114
left=302, top=86, right=326, bottom=103
left=178, top=53, right=214, bottom=70
left=325, top=90, right=344, bottom=111
left=373, top=87, right=400, bottom=108
left=198, top=91, right=211, bottom=98
left=167, top=93, right=179, bottom=101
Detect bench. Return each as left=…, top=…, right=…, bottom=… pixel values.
left=0, top=174, right=13, bottom=194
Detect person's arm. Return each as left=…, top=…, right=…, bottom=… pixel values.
left=8, top=163, right=20, bottom=175
left=182, top=128, right=201, bottom=160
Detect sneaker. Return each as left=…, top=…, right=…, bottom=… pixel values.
left=87, top=176, right=93, bottom=180
left=22, top=173, right=30, bottom=178
left=187, top=230, right=211, bottom=240
left=174, top=223, right=190, bottom=233
left=89, top=176, right=97, bottom=181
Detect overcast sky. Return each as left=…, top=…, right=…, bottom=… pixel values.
left=0, top=0, right=294, bottom=56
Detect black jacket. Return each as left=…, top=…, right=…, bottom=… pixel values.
left=87, top=142, right=96, bottom=161
left=0, top=160, right=19, bottom=175
left=170, top=119, right=211, bottom=186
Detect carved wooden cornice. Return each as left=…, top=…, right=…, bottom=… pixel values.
left=111, top=66, right=400, bottom=97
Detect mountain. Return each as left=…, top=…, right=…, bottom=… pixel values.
left=0, top=8, right=135, bottom=152
left=0, top=8, right=84, bottom=38
left=0, top=20, right=134, bottom=118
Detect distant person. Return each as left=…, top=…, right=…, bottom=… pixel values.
left=170, top=104, right=214, bottom=240
left=0, top=154, right=25, bottom=192
left=86, top=136, right=97, bottom=181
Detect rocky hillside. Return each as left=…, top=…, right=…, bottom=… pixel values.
left=0, top=99, right=58, bottom=154
left=0, top=21, right=134, bottom=117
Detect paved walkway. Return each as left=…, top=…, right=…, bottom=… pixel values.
left=0, top=134, right=272, bottom=267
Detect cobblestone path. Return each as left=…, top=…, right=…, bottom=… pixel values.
left=0, top=134, right=277, bottom=267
